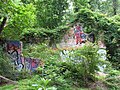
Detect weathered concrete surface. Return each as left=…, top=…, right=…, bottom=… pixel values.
left=58, top=28, right=84, bottom=49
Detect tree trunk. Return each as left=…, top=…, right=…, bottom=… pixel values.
left=49, top=37, right=57, bottom=49
left=0, top=17, right=7, bottom=34
left=113, top=0, right=117, bottom=15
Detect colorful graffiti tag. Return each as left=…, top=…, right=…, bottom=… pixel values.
left=24, top=58, right=40, bottom=71
left=5, top=40, right=41, bottom=71
left=6, top=40, right=23, bottom=71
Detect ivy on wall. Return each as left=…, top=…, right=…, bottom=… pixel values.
left=73, top=8, right=120, bottom=69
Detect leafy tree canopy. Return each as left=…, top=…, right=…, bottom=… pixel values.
left=36, top=0, right=69, bottom=29
left=0, top=0, right=36, bottom=40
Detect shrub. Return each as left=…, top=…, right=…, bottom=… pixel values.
left=58, top=43, right=104, bottom=86
left=0, top=46, right=31, bottom=81
left=73, top=8, right=120, bottom=69
left=22, top=43, right=107, bottom=89
left=105, top=69, right=120, bottom=90
left=0, top=46, right=15, bottom=80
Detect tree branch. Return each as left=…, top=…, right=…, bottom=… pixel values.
left=0, top=75, right=18, bottom=84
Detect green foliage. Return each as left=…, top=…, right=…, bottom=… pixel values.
left=0, top=46, right=16, bottom=81
left=17, top=76, right=57, bottom=90
left=72, top=8, right=120, bottom=69
left=1, top=2, right=36, bottom=40
left=0, top=0, right=13, bottom=17
left=0, top=75, right=56, bottom=90
left=0, top=85, right=15, bottom=90
left=111, top=15, right=120, bottom=22
left=0, top=1, right=120, bottom=89
left=0, top=46, right=31, bottom=81
left=46, top=25, right=69, bottom=43
left=0, top=43, right=111, bottom=90
left=21, top=28, right=48, bottom=43
left=21, top=25, right=69, bottom=43
left=73, top=0, right=90, bottom=12
left=59, top=43, right=101, bottom=85
left=22, top=43, right=97, bottom=89
left=88, top=0, right=120, bottom=16
left=23, top=43, right=60, bottom=60
left=36, top=0, right=69, bottom=29
left=105, top=69, right=120, bottom=90
left=13, top=44, right=60, bottom=89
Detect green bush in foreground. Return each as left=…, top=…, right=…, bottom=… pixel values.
left=0, top=46, right=15, bottom=80
left=105, top=69, right=120, bottom=90
left=1, top=43, right=117, bottom=90
left=59, top=43, right=101, bottom=86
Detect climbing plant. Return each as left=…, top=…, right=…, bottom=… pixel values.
left=72, top=8, right=120, bottom=69
left=21, top=25, right=69, bottom=45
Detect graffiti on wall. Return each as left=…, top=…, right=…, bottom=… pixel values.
left=59, top=23, right=95, bottom=49
left=24, top=58, right=40, bottom=71
left=5, top=40, right=41, bottom=71
left=6, top=40, right=24, bottom=71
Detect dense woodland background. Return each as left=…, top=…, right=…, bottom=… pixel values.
left=0, top=0, right=120, bottom=90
